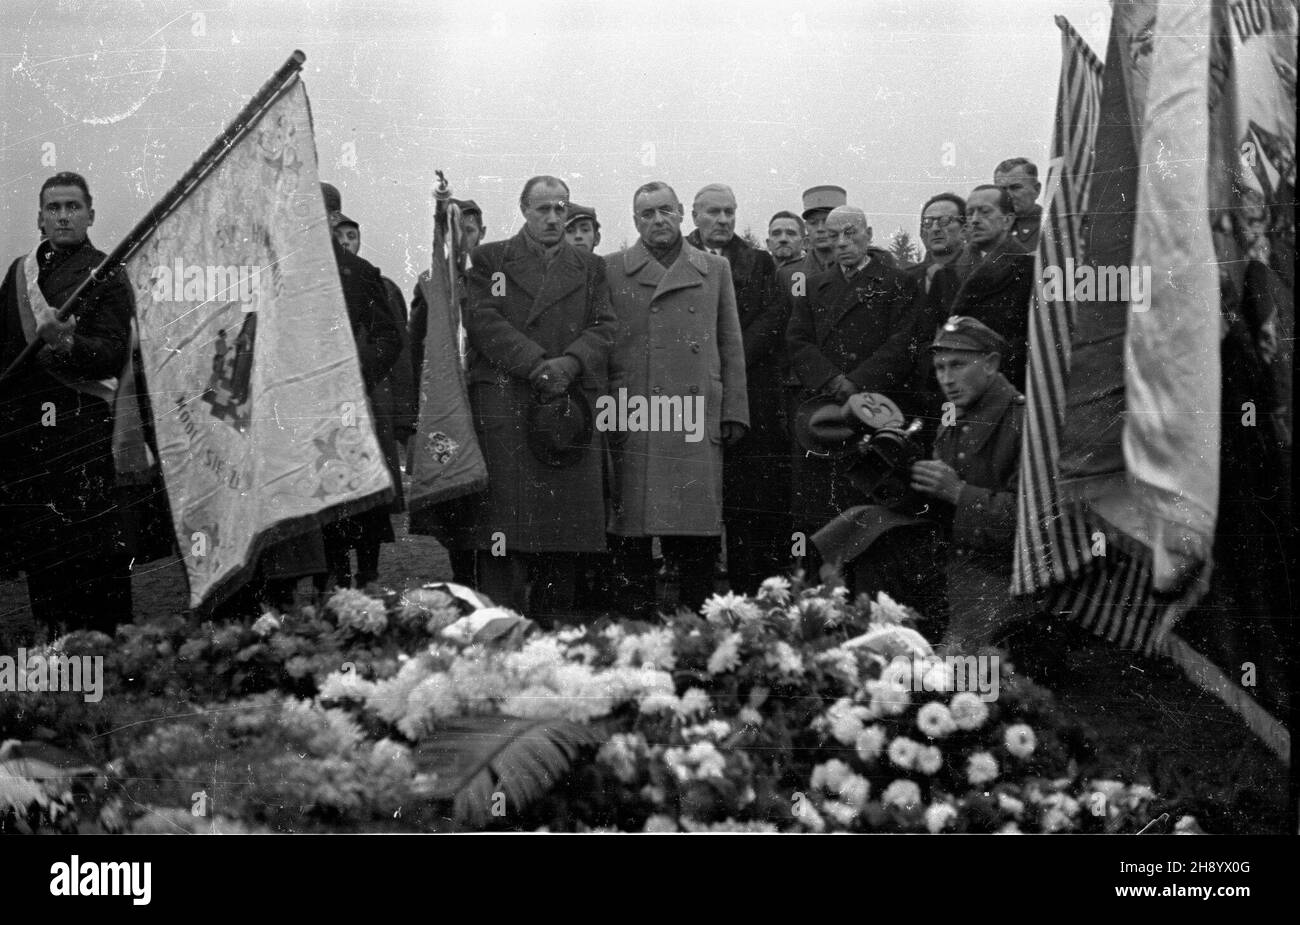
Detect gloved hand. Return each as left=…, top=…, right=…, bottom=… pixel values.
left=530, top=356, right=580, bottom=398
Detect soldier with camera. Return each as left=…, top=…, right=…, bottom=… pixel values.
left=812, top=316, right=1030, bottom=650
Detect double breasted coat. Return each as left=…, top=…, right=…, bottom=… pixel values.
left=459, top=230, right=617, bottom=553
left=945, top=241, right=1035, bottom=392
left=604, top=239, right=748, bottom=537
left=785, top=258, right=919, bottom=534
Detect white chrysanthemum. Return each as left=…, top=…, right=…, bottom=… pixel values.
left=639, top=691, right=681, bottom=714
left=855, top=725, right=887, bottom=763
left=398, top=672, right=460, bottom=738
left=822, top=799, right=859, bottom=828
left=881, top=779, right=922, bottom=810
left=615, top=627, right=677, bottom=671
left=825, top=698, right=872, bottom=745
left=924, top=802, right=958, bottom=833
left=328, top=588, right=389, bottom=634
left=830, top=712, right=865, bottom=746
left=687, top=741, right=727, bottom=779
left=916, top=701, right=957, bottom=739
left=840, top=774, right=871, bottom=809
left=757, top=575, right=793, bottom=604
left=996, top=822, right=1023, bottom=834
left=251, top=612, right=281, bottom=637
left=641, top=784, right=666, bottom=805
left=869, top=590, right=910, bottom=624
left=949, top=692, right=989, bottom=730
left=706, top=632, right=743, bottom=675
left=966, top=750, right=1000, bottom=787
left=1003, top=723, right=1037, bottom=759
left=662, top=746, right=692, bottom=782
left=704, top=719, right=731, bottom=739
left=888, top=736, right=920, bottom=770
left=797, top=802, right=826, bottom=832
left=738, top=706, right=763, bottom=726
left=318, top=668, right=375, bottom=702
left=997, top=792, right=1025, bottom=817
left=499, top=684, right=564, bottom=721
left=765, top=641, right=805, bottom=677
left=867, top=679, right=911, bottom=717
left=676, top=687, right=711, bottom=719
left=915, top=745, right=943, bottom=776
left=820, top=758, right=852, bottom=794
left=643, top=814, right=678, bottom=833
left=700, top=591, right=761, bottom=624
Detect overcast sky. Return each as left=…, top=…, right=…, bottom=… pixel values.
left=2, top=0, right=1111, bottom=296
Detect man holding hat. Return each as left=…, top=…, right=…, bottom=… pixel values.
left=564, top=203, right=601, bottom=254
left=911, top=315, right=1028, bottom=650
left=458, top=175, right=617, bottom=617
left=811, top=316, right=1028, bottom=649
left=785, top=204, right=919, bottom=564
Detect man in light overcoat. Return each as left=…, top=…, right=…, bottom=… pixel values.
left=604, top=181, right=748, bottom=613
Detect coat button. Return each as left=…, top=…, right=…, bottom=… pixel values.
left=847, top=352, right=857, bottom=360
left=691, top=343, right=701, bottom=353
left=652, top=386, right=663, bottom=394
left=957, top=452, right=966, bottom=460
left=651, top=305, right=660, bottom=313
left=689, top=385, right=698, bottom=394
left=689, top=306, right=696, bottom=313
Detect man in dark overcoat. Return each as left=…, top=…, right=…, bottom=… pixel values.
left=785, top=205, right=919, bottom=550
left=686, top=183, right=790, bottom=592
left=945, top=185, right=1035, bottom=391
left=460, top=175, right=617, bottom=615
left=0, top=172, right=133, bottom=633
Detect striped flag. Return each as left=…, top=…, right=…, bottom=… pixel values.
left=1011, top=15, right=1103, bottom=595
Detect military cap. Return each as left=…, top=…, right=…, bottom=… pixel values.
left=320, top=182, right=342, bottom=213
left=564, top=203, right=599, bottom=229
left=331, top=211, right=358, bottom=229
left=452, top=198, right=482, bottom=219
left=801, top=184, right=847, bottom=219
left=929, top=315, right=1008, bottom=355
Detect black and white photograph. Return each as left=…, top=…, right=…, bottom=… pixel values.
left=0, top=0, right=1294, bottom=874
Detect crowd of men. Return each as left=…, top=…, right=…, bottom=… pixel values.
left=1, top=158, right=1046, bottom=650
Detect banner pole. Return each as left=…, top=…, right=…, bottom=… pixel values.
left=0, top=49, right=308, bottom=390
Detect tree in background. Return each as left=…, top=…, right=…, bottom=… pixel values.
left=739, top=227, right=762, bottom=249
left=887, top=228, right=923, bottom=266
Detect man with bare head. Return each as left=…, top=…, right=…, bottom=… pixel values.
left=685, top=183, right=790, bottom=592
left=786, top=202, right=920, bottom=571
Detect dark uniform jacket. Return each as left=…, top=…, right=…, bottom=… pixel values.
left=786, top=256, right=919, bottom=397
left=933, top=371, right=1026, bottom=632
left=944, top=241, right=1035, bottom=392
left=0, top=239, right=131, bottom=569
left=1008, top=205, right=1043, bottom=254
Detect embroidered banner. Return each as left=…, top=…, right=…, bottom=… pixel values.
left=125, top=79, right=392, bottom=610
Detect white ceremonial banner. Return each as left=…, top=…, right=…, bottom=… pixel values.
left=125, top=79, right=392, bottom=610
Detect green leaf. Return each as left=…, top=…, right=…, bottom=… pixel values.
left=413, top=717, right=603, bottom=828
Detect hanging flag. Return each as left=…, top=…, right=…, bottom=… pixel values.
left=124, top=73, right=393, bottom=612
left=1011, top=15, right=1104, bottom=596
left=407, top=197, right=488, bottom=524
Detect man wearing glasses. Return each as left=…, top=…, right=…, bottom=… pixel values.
left=604, top=181, right=749, bottom=614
